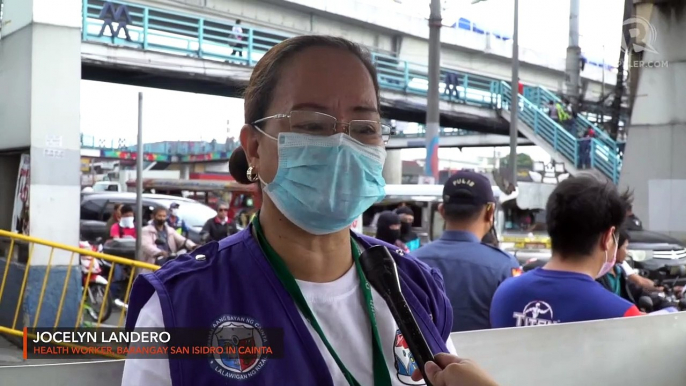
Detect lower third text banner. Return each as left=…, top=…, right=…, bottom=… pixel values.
left=24, top=327, right=285, bottom=360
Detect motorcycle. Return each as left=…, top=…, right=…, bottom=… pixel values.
left=638, top=266, right=686, bottom=313
left=79, top=239, right=113, bottom=324
left=153, top=237, right=192, bottom=266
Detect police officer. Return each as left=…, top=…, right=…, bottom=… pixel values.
left=414, top=171, right=520, bottom=332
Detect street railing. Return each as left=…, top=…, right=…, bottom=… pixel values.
left=0, top=230, right=159, bottom=358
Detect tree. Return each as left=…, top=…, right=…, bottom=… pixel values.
left=499, top=153, right=534, bottom=170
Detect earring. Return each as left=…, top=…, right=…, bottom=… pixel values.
left=246, top=166, right=259, bottom=182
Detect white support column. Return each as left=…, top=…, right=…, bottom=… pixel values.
left=0, top=0, right=82, bottom=328
left=619, top=4, right=686, bottom=240
left=383, top=149, right=403, bottom=185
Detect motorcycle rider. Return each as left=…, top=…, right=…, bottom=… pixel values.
left=105, top=203, right=123, bottom=236
left=596, top=228, right=647, bottom=304
left=200, top=201, right=238, bottom=243
left=109, top=204, right=136, bottom=239
left=167, top=202, right=189, bottom=237
left=619, top=189, right=661, bottom=291
left=142, top=206, right=196, bottom=271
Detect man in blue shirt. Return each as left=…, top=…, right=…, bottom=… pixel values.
left=490, top=175, right=643, bottom=328
left=414, top=171, right=520, bottom=332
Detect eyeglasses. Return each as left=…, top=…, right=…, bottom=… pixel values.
left=218, top=208, right=228, bottom=212
left=251, top=110, right=391, bottom=146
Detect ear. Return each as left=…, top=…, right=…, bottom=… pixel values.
left=240, top=125, right=260, bottom=168
left=600, top=227, right=615, bottom=251
left=438, top=203, right=445, bottom=218
left=485, top=203, right=495, bottom=222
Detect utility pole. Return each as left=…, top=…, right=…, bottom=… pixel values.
left=425, top=0, right=441, bottom=183
left=509, top=0, right=519, bottom=188
left=565, top=0, right=581, bottom=106
left=135, top=92, right=144, bottom=256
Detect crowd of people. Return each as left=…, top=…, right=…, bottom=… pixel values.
left=104, top=200, right=239, bottom=269
left=119, top=35, right=651, bottom=386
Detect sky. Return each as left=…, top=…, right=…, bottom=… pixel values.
left=81, top=0, right=626, bottom=163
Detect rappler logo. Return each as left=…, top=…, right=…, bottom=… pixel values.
left=621, top=16, right=658, bottom=54
left=208, top=315, right=268, bottom=380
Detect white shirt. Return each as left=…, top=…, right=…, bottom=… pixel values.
left=121, top=265, right=457, bottom=385
left=232, top=25, right=243, bottom=41
left=620, top=261, right=636, bottom=277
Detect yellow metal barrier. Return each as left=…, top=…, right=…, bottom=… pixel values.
left=0, top=229, right=159, bottom=358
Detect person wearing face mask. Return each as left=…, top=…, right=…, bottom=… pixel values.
left=105, top=203, right=123, bottom=237
left=166, top=202, right=189, bottom=237
left=109, top=204, right=136, bottom=239
left=375, top=211, right=408, bottom=252
left=596, top=228, right=648, bottom=304
left=141, top=206, right=196, bottom=270
left=394, top=206, right=421, bottom=251
left=414, top=171, right=521, bottom=332
left=120, top=35, right=501, bottom=386
left=490, top=175, right=643, bottom=329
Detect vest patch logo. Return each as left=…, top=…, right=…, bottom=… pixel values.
left=208, top=315, right=268, bottom=380
left=392, top=329, right=425, bottom=385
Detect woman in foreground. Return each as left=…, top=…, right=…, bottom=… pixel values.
left=122, top=34, right=498, bottom=386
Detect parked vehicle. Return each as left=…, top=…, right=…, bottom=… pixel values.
left=626, top=229, right=686, bottom=286
left=80, top=192, right=217, bottom=244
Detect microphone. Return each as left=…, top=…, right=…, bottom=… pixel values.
left=360, top=245, right=435, bottom=386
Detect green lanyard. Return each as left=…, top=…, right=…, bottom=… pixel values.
left=252, top=216, right=393, bottom=386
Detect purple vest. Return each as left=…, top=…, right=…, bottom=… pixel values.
left=126, top=228, right=453, bottom=386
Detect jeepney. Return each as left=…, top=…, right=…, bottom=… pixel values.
left=126, top=178, right=261, bottom=227
left=496, top=182, right=555, bottom=264
left=363, top=184, right=503, bottom=247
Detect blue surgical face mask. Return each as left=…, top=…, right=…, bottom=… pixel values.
left=260, top=132, right=386, bottom=235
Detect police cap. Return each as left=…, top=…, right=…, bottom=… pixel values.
left=443, top=171, right=495, bottom=206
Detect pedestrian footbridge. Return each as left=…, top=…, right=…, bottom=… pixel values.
left=80, top=0, right=621, bottom=182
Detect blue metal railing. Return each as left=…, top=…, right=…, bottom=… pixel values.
left=501, top=82, right=619, bottom=183
left=81, top=0, right=620, bottom=182
left=527, top=86, right=618, bottom=152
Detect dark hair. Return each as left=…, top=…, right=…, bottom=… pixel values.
left=236, top=19, right=241, bottom=24
left=394, top=206, right=414, bottom=216
left=546, top=175, right=627, bottom=257
left=152, top=206, right=168, bottom=217
left=443, top=203, right=484, bottom=223
left=229, top=35, right=380, bottom=184
left=481, top=227, right=499, bottom=247
left=618, top=227, right=630, bottom=247
left=620, top=187, right=634, bottom=211
left=120, top=205, right=134, bottom=215
left=229, top=147, right=251, bottom=184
